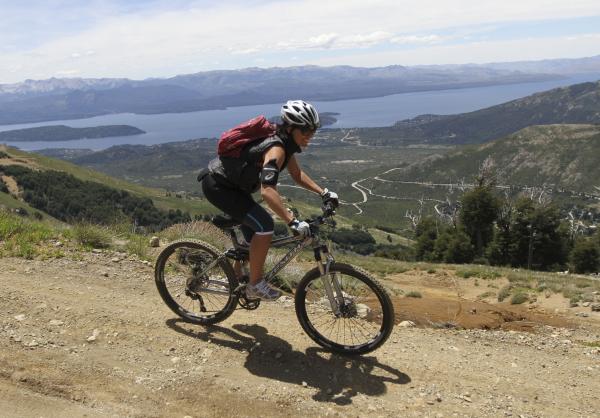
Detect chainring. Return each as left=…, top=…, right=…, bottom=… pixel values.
left=238, top=292, right=261, bottom=310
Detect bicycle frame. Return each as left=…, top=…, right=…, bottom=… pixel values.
left=198, top=221, right=344, bottom=315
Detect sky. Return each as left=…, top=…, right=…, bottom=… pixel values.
left=2, top=0, right=600, bottom=84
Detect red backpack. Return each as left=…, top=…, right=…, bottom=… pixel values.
left=217, top=115, right=276, bottom=158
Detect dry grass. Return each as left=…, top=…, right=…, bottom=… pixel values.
left=159, top=221, right=229, bottom=248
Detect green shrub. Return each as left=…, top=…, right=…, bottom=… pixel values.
left=477, top=291, right=495, bottom=300
left=562, top=288, right=583, bottom=302
left=497, top=285, right=511, bottom=302
left=569, top=295, right=582, bottom=307
left=405, top=291, right=422, bottom=298
left=570, top=239, right=599, bottom=274
left=457, top=269, right=477, bottom=279
left=456, top=268, right=501, bottom=280
left=510, top=293, right=529, bottom=305
left=73, top=223, right=112, bottom=249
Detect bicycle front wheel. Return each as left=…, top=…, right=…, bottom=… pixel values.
left=295, top=263, right=395, bottom=355
left=155, top=239, right=238, bottom=325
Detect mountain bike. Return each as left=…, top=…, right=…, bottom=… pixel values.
left=154, top=204, right=395, bottom=355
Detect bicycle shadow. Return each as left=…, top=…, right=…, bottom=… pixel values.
left=166, top=319, right=410, bottom=405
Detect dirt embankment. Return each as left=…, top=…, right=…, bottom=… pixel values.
left=1, top=252, right=599, bottom=418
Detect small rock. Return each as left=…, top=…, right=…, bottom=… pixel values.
left=14, top=314, right=26, bottom=321
left=302, top=381, right=308, bottom=387
left=54, top=241, right=63, bottom=247
left=49, top=320, right=64, bottom=326
left=86, top=329, right=100, bottom=342
left=399, top=320, right=416, bottom=328
left=92, top=249, right=103, bottom=254
left=356, top=303, right=371, bottom=318
left=171, top=357, right=181, bottom=364
left=591, top=303, right=600, bottom=312
left=275, top=352, right=283, bottom=359
left=101, top=271, right=109, bottom=277
left=111, top=257, right=120, bottom=263
left=149, top=236, right=160, bottom=247
left=582, top=302, right=591, bottom=307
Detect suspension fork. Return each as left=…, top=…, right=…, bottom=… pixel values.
left=314, top=245, right=343, bottom=315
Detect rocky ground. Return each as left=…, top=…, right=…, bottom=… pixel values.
left=1, top=250, right=599, bottom=418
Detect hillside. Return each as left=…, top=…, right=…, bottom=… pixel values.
left=356, top=80, right=600, bottom=145
left=0, top=125, right=145, bottom=142
left=383, top=124, right=600, bottom=193
left=0, top=145, right=216, bottom=225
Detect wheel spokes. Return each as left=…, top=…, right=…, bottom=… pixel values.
left=304, top=272, right=384, bottom=348
left=162, top=247, right=232, bottom=317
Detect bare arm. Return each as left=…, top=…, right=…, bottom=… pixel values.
left=260, top=146, right=295, bottom=224
left=287, top=155, right=324, bottom=195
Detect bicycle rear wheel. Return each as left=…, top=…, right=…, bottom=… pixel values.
left=155, top=239, right=238, bottom=325
left=295, top=263, right=394, bottom=355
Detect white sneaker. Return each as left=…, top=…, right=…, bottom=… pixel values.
left=245, top=280, right=281, bottom=301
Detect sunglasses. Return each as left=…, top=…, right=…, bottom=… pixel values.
left=299, top=127, right=316, bottom=135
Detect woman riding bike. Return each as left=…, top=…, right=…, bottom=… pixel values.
left=201, top=100, right=339, bottom=300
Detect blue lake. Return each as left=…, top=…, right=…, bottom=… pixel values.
left=1, top=73, right=599, bottom=151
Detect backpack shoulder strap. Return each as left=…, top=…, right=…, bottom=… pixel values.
left=244, top=136, right=284, bottom=163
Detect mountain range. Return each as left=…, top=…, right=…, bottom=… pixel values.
left=5, top=56, right=598, bottom=125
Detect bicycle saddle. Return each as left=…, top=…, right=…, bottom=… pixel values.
left=211, top=214, right=240, bottom=229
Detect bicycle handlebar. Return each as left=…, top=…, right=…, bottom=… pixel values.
left=307, top=203, right=337, bottom=229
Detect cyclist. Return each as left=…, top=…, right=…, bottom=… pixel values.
left=201, top=100, right=339, bottom=300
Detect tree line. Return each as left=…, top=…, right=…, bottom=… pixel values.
left=0, top=165, right=190, bottom=231
left=415, top=184, right=600, bottom=273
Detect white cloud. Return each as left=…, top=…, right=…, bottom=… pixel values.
left=1, top=0, right=600, bottom=82
left=390, top=35, right=446, bottom=45
left=55, top=69, right=81, bottom=77
left=309, top=34, right=600, bottom=67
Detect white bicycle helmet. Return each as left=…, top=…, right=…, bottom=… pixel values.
left=280, top=100, right=320, bottom=130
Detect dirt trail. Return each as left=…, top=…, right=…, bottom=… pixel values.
left=1, top=253, right=600, bottom=418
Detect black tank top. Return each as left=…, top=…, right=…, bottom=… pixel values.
left=208, top=132, right=301, bottom=193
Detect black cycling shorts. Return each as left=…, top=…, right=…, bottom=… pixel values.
left=202, top=174, right=274, bottom=241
